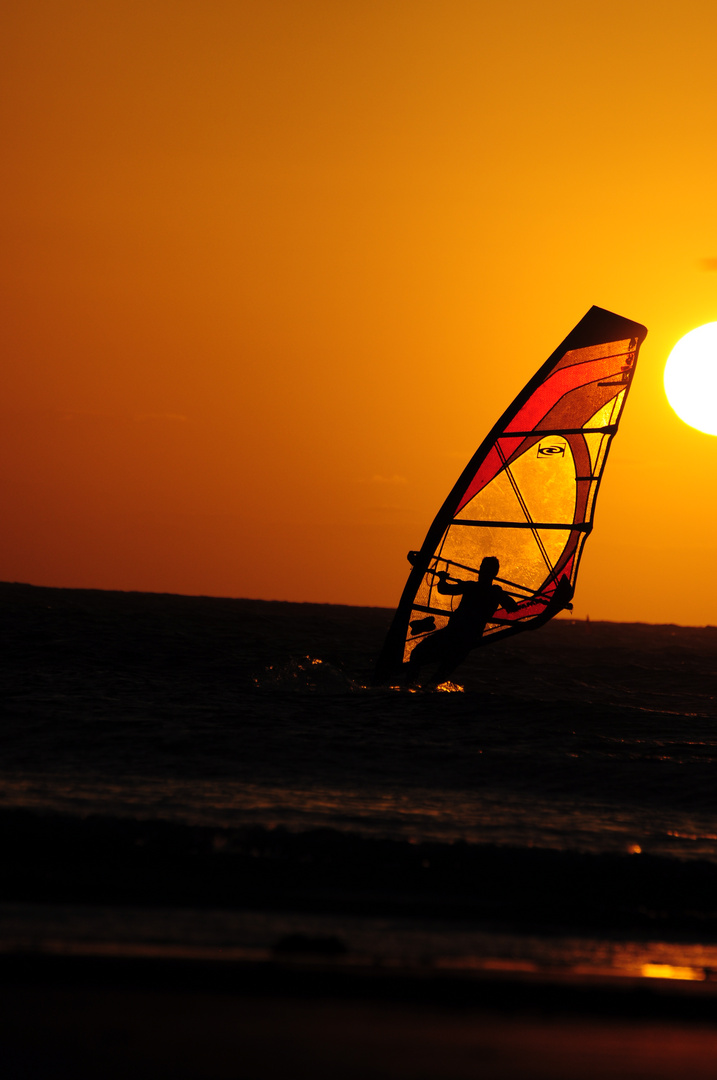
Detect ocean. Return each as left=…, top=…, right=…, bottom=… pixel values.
left=3, top=581, right=717, bottom=1077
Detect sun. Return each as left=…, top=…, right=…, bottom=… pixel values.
left=664, top=323, right=717, bottom=436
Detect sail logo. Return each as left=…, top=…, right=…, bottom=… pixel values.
left=537, top=442, right=565, bottom=457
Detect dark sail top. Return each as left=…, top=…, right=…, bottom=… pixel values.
left=375, top=306, right=648, bottom=683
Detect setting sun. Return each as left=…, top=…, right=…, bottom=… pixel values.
left=664, top=323, right=717, bottom=436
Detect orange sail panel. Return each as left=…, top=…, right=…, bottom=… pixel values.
left=375, top=306, right=648, bottom=683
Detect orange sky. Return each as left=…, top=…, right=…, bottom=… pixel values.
left=2, top=1, right=717, bottom=625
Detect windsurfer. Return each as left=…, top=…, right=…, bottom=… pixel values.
left=406, top=556, right=518, bottom=683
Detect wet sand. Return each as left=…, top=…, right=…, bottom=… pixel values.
left=6, top=966, right=717, bottom=1080
left=5, top=947, right=717, bottom=1079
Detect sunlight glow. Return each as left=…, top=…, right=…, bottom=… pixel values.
left=641, top=963, right=703, bottom=981
left=664, top=323, right=717, bottom=435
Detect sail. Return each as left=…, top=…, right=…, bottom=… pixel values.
left=375, top=306, right=648, bottom=683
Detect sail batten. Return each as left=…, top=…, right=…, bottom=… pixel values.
left=375, top=306, right=648, bottom=684
left=506, top=425, right=617, bottom=436
left=453, top=520, right=591, bottom=530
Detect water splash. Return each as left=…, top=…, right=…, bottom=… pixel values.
left=252, top=656, right=362, bottom=693
left=252, top=660, right=465, bottom=694
left=384, top=681, right=465, bottom=694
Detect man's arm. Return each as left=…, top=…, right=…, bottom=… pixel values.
left=435, top=572, right=465, bottom=596
left=498, top=588, right=519, bottom=613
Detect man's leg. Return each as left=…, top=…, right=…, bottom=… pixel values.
left=432, top=642, right=471, bottom=685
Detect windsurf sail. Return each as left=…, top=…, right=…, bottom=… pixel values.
left=375, top=306, right=647, bottom=684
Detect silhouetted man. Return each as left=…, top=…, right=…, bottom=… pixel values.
left=406, top=556, right=518, bottom=684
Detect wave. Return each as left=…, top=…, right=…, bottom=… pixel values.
left=4, top=805, right=717, bottom=941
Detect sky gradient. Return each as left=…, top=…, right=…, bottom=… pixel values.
left=3, top=1, right=717, bottom=625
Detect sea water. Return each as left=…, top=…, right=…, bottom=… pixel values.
left=3, top=584, right=717, bottom=984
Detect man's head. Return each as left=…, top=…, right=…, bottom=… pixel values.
left=479, top=556, right=500, bottom=580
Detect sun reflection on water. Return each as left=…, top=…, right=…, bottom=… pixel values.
left=641, top=963, right=703, bottom=981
